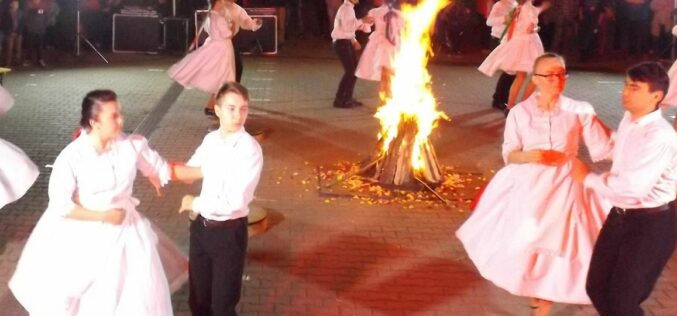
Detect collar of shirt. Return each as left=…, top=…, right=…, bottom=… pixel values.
left=343, top=0, right=355, bottom=8
left=523, top=92, right=563, bottom=116
left=623, top=109, right=663, bottom=127
left=217, top=127, right=246, bottom=146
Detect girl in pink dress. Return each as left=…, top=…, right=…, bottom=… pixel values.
left=478, top=0, right=550, bottom=110
left=9, top=90, right=188, bottom=315
left=0, top=85, right=39, bottom=209
left=168, top=0, right=261, bottom=114
left=458, top=54, right=613, bottom=315
left=355, top=0, right=403, bottom=93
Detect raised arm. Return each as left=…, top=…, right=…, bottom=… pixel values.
left=235, top=6, right=262, bottom=31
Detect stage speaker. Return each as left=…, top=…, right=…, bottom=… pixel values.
left=112, top=14, right=162, bottom=53
left=162, top=17, right=189, bottom=53
left=234, top=15, right=277, bottom=55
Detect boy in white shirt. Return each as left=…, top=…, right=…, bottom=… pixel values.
left=176, top=82, right=264, bottom=315
left=574, top=62, right=677, bottom=315
left=331, top=0, right=373, bottom=108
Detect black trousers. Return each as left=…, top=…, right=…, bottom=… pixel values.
left=189, top=216, right=248, bottom=316
left=25, top=32, right=44, bottom=63
left=489, top=38, right=515, bottom=109
left=586, top=206, right=676, bottom=316
left=234, top=45, right=243, bottom=83
left=333, top=39, right=358, bottom=106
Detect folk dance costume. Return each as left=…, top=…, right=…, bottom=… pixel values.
left=0, top=86, right=39, bottom=209
left=585, top=110, right=677, bottom=315
left=355, top=4, right=403, bottom=81
left=168, top=6, right=260, bottom=94
left=456, top=94, right=613, bottom=304
left=478, top=0, right=544, bottom=76
left=332, top=0, right=371, bottom=108
left=186, top=128, right=263, bottom=315
left=486, top=0, right=517, bottom=110
left=9, top=132, right=188, bottom=315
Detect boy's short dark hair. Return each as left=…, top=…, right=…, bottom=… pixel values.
left=215, top=81, right=250, bottom=104
left=626, top=62, right=669, bottom=103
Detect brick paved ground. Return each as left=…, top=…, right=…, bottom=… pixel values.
left=1, top=40, right=677, bottom=316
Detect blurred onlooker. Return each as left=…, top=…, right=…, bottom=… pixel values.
left=24, top=0, right=50, bottom=67
left=444, top=0, right=474, bottom=54
left=539, top=0, right=578, bottom=58
left=285, top=0, right=304, bottom=39
left=595, top=2, right=616, bottom=56
left=579, top=0, right=602, bottom=61
left=44, top=0, right=60, bottom=51
left=620, top=0, right=649, bottom=58
left=649, top=0, right=672, bottom=58
left=2, top=0, right=23, bottom=66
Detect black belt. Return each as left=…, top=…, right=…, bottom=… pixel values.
left=611, top=203, right=673, bottom=215
left=195, top=214, right=243, bottom=228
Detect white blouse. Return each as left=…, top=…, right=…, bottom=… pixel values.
left=47, top=131, right=171, bottom=217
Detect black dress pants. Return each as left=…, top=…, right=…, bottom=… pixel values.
left=333, top=39, right=358, bottom=106
left=586, top=206, right=676, bottom=316
left=189, top=216, right=248, bottom=316
left=234, top=44, right=243, bottom=83
left=489, top=38, right=515, bottom=109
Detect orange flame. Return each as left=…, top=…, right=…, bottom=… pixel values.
left=375, top=0, right=450, bottom=172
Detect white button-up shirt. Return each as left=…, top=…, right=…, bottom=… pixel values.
left=585, top=110, right=677, bottom=209
left=331, top=0, right=370, bottom=42
left=486, top=0, right=517, bottom=39
left=188, top=128, right=263, bottom=221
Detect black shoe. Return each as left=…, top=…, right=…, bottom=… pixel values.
left=349, top=99, right=364, bottom=107
left=204, top=107, right=216, bottom=116
left=491, top=102, right=506, bottom=110
left=333, top=101, right=354, bottom=108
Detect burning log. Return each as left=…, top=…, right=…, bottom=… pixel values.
left=361, top=0, right=448, bottom=189
left=367, top=116, right=442, bottom=187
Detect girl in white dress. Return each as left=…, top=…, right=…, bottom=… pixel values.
left=9, top=90, right=188, bottom=315
left=0, top=85, right=39, bottom=209
left=478, top=0, right=550, bottom=110
left=458, top=54, right=613, bottom=315
left=355, top=0, right=404, bottom=93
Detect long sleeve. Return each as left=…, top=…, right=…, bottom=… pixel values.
left=47, top=150, right=77, bottom=217
left=579, top=109, right=614, bottom=162
left=235, top=6, right=261, bottom=31
left=501, top=108, right=522, bottom=164
left=585, top=124, right=677, bottom=207
left=331, top=3, right=366, bottom=40
left=131, top=135, right=171, bottom=185
left=486, top=3, right=507, bottom=27
left=186, top=137, right=207, bottom=168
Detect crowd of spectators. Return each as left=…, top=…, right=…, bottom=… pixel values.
left=430, top=0, right=676, bottom=61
